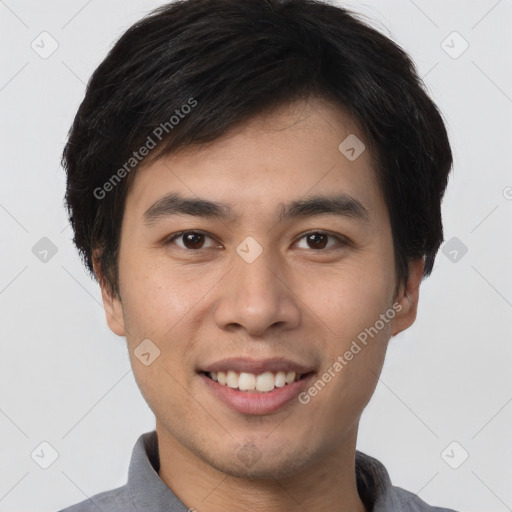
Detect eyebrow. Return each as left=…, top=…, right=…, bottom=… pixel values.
left=143, top=191, right=369, bottom=226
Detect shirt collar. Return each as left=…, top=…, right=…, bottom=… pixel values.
left=355, top=450, right=404, bottom=511
left=127, top=430, right=188, bottom=512
left=128, top=430, right=398, bottom=512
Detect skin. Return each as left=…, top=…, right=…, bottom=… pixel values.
left=95, top=97, right=424, bottom=512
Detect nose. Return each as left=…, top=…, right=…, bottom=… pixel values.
left=213, top=244, right=301, bottom=337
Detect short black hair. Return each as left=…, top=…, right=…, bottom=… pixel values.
left=62, top=0, right=452, bottom=297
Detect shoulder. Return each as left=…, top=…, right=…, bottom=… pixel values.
left=355, top=450, right=459, bottom=512
left=56, top=484, right=133, bottom=512
left=385, top=485, right=460, bottom=512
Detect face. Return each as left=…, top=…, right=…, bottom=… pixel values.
left=98, top=98, right=423, bottom=480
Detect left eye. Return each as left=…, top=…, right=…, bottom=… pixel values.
left=294, top=231, right=345, bottom=250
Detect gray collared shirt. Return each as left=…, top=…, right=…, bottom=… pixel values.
left=58, top=430, right=458, bottom=512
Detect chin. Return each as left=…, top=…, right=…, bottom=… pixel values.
left=201, top=440, right=318, bottom=481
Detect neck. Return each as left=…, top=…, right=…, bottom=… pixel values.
left=156, top=423, right=367, bottom=512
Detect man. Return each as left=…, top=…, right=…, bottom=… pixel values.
left=59, top=0, right=456, bottom=510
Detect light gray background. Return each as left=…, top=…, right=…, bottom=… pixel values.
left=1, top=1, right=511, bottom=511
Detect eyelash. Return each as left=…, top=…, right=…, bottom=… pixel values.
left=163, top=230, right=351, bottom=252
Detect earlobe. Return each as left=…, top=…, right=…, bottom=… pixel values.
left=92, top=254, right=126, bottom=337
left=390, top=258, right=425, bottom=336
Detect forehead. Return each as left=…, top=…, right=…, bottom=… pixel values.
left=124, top=98, right=385, bottom=225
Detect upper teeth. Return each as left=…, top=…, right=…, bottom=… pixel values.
left=209, top=370, right=301, bottom=392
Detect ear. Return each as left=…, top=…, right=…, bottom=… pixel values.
left=390, top=258, right=425, bottom=336
left=92, top=252, right=126, bottom=337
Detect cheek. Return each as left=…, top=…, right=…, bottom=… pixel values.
left=118, top=256, right=214, bottom=339
left=300, top=263, right=395, bottom=340
left=296, top=260, right=394, bottom=401
left=117, top=255, right=228, bottom=387
left=300, top=300, right=391, bottom=435
left=118, top=271, right=203, bottom=418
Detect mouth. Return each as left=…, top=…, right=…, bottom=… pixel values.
left=200, top=370, right=312, bottom=393
left=198, top=370, right=316, bottom=416
left=197, top=357, right=317, bottom=414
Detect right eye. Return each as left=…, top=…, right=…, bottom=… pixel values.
left=164, top=231, right=221, bottom=251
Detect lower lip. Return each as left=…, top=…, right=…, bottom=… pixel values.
left=199, top=372, right=315, bottom=415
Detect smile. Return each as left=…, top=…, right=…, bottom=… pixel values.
left=205, top=370, right=306, bottom=393
left=199, top=371, right=315, bottom=415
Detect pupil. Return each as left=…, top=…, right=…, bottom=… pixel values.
left=308, top=233, right=327, bottom=249
left=184, top=233, right=203, bottom=249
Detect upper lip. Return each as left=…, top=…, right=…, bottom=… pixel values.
left=199, top=357, right=316, bottom=375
